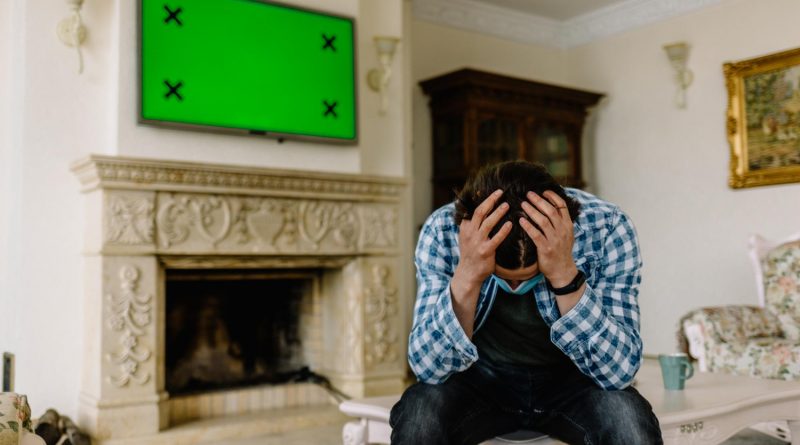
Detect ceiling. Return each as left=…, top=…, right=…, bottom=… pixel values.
left=475, top=0, right=629, bottom=21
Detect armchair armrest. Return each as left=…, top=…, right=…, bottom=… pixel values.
left=677, top=305, right=782, bottom=372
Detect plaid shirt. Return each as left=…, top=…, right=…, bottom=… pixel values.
left=408, top=188, right=643, bottom=390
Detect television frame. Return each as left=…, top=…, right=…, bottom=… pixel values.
left=137, top=0, right=359, bottom=145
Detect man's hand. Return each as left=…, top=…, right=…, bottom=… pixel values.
left=519, top=191, right=585, bottom=315
left=450, top=189, right=512, bottom=337
left=455, top=189, right=513, bottom=285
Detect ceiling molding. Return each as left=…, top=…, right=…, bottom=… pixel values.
left=412, top=0, right=562, bottom=48
left=412, top=0, right=724, bottom=48
left=561, top=0, right=724, bottom=47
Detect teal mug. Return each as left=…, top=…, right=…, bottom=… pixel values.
left=658, top=353, right=694, bottom=390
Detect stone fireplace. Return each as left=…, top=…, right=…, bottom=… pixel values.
left=71, top=156, right=407, bottom=442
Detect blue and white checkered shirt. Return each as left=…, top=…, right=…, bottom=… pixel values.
left=408, top=188, right=643, bottom=390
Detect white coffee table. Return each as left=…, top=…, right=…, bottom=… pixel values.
left=636, top=359, right=800, bottom=444
left=340, top=359, right=800, bottom=445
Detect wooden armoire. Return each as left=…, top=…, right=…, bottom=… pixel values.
left=419, top=68, right=604, bottom=209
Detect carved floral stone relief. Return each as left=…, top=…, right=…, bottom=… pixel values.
left=157, top=195, right=234, bottom=248
left=155, top=193, right=396, bottom=253
left=338, top=286, right=365, bottom=375
left=359, top=207, right=398, bottom=249
left=104, top=194, right=155, bottom=245
left=364, top=264, right=399, bottom=370
left=105, top=265, right=153, bottom=388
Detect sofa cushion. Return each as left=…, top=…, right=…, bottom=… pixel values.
left=706, top=338, right=800, bottom=381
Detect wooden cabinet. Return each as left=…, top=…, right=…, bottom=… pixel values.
left=419, top=68, right=604, bottom=209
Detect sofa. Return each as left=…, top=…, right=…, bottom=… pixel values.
left=679, top=238, right=800, bottom=380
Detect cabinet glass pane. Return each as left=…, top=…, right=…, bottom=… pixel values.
left=533, top=126, right=571, bottom=178
left=478, top=118, right=518, bottom=166
left=433, top=117, right=464, bottom=174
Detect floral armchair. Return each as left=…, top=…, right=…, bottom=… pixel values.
left=679, top=239, right=800, bottom=380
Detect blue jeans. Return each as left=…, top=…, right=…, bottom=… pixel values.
left=389, top=359, right=662, bottom=445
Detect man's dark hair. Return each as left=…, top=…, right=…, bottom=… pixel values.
left=454, top=161, right=581, bottom=270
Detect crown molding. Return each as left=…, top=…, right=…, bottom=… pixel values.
left=412, top=0, right=723, bottom=48
left=561, top=0, right=724, bottom=47
left=412, top=0, right=562, bottom=48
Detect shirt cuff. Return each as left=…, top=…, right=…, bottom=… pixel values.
left=434, top=284, right=479, bottom=363
left=549, top=284, right=607, bottom=351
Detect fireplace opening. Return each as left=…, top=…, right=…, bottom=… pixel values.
left=165, top=269, right=319, bottom=396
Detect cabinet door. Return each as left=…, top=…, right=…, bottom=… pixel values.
left=476, top=114, right=524, bottom=168
left=432, top=114, right=466, bottom=178
left=526, top=122, right=579, bottom=185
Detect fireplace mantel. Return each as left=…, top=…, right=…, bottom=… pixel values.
left=72, top=155, right=404, bottom=200
left=71, top=155, right=408, bottom=442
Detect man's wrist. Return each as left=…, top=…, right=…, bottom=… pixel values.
left=451, top=267, right=484, bottom=301
left=545, top=263, right=579, bottom=288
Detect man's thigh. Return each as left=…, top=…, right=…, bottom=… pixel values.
left=534, top=379, right=663, bottom=445
left=389, top=367, right=521, bottom=445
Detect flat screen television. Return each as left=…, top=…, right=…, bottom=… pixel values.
left=139, top=0, right=357, bottom=143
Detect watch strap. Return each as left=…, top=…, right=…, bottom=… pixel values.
left=547, top=270, right=586, bottom=295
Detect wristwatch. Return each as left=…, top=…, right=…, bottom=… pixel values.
left=547, top=270, right=586, bottom=296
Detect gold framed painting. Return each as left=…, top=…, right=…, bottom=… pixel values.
left=725, top=47, right=800, bottom=188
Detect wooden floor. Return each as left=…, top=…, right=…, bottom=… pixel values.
left=101, top=405, right=350, bottom=445
left=206, top=421, right=347, bottom=445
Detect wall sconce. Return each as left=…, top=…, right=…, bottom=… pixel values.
left=57, top=0, right=87, bottom=74
left=663, top=42, right=693, bottom=109
left=367, top=36, right=400, bottom=115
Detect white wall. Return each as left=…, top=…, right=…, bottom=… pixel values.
left=0, top=0, right=115, bottom=419
left=566, top=0, right=800, bottom=355
left=410, top=20, right=568, bottom=228
left=359, top=0, right=407, bottom=176
left=0, top=0, right=14, bottom=320
left=2, top=0, right=409, bottom=420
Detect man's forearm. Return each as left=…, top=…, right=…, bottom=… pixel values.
left=548, top=263, right=586, bottom=317
left=449, top=267, right=482, bottom=339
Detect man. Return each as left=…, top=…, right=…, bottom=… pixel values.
left=390, top=161, right=662, bottom=444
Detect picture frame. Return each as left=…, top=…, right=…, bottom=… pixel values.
left=725, top=47, right=800, bottom=188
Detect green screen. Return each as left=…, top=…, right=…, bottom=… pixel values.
left=140, top=0, right=357, bottom=142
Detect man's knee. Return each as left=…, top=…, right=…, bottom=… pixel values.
left=587, top=389, right=662, bottom=444
left=390, top=383, right=450, bottom=443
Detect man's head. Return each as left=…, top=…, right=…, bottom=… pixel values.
left=454, top=161, right=581, bottom=273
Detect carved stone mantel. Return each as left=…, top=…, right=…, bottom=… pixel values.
left=72, top=155, right=408, bottom=442
left=72, top=155, right=404, bottom=201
